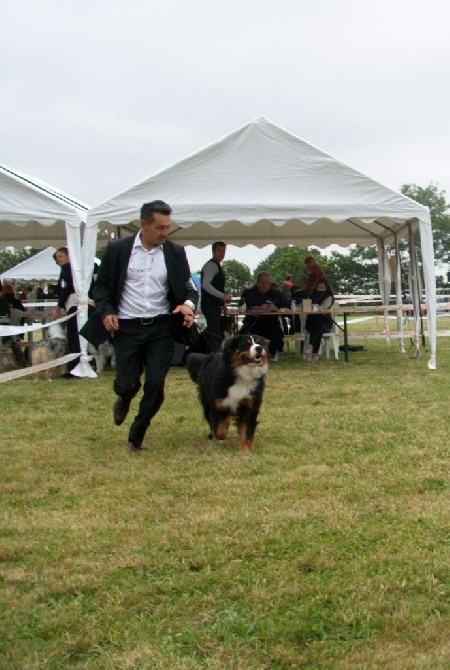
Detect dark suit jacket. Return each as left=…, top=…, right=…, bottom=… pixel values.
left=80, top=236, right=198, bottom=346
left=56, top=262, right=75, bottom=310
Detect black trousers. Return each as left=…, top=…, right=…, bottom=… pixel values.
left=240, top=317, right=284, bottom=356
left=66, top=307, right=81, bottom=372
left=201, top=305, right=223, bottom=352
left=113, top=317, right=174, bottom=446
left=306, top=318, right=332, bottom=354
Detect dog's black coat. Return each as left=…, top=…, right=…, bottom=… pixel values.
left=186, top=334, right=268, bottom=450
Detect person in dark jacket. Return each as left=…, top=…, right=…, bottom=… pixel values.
left=91, top=200, right=198, bottom=451
left=1, top=283, right=27, bottom=365
left=1, top=283, right=26, bottom=313
left=238, top=272, right=289, bottom=362
left=304, top=278, right=335, bottom=363
left=50, top=247, right=80, bottom=378
left=200, top=241, right=232, bottom=351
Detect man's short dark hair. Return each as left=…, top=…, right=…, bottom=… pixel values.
left=53, top=247, right=69, bottom=261
left=212, top=241, right=226, bottom=251
left=141, top=200, right=172, bottom=222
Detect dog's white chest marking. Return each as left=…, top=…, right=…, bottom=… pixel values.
left=220, top=377, right=259, bottom=412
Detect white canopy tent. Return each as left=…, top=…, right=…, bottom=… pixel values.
left=1, top=246, right=101, bottom=285
left=1, top=246, right=59, bottom=282
left=0, top=164, right=95, bottom=377
left=0, top=164, right=87, bottom=249
left=84, top=118, right=436, bottom=367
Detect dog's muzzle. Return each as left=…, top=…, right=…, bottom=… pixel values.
left=244, top=345, right=265, bottom=364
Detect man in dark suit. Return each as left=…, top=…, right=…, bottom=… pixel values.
left=92, top=200, right=198, bottom=451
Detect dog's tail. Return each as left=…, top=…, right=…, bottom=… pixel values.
left=186, top=352, right=208, bottom=383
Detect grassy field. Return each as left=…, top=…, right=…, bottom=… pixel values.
left=1, top=318, right=449, bottom=669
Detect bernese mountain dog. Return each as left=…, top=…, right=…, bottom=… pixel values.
left=186, top=334, right=268, bottom=451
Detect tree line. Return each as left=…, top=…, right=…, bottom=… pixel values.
left=1, top=183, right=448, bottom=295
left=223, top=183, right=449, bottom=295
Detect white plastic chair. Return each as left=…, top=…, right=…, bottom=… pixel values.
left=302, top=319, right=340, bottom=361
left=321, top=321, right=340, bottom=360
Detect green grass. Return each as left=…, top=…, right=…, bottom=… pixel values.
left=1, top=324, right=449, bottom=669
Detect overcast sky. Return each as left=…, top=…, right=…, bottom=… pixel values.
left=1, top=0, right=449, bottom=271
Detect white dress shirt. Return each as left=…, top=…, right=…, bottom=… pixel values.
left=118, top=235, right=170, bottom=319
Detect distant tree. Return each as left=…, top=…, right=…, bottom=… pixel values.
left=400, top=183, right=450, bottom=265
left=327, top=247, right=379, bottom=293
left=0, top=248, right=38, bottom=275
left=252, top=245, right=382, bottom=294
left=223, top=260, right=252, bottom=296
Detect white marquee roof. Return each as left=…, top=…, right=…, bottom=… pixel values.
left=1, top=246, right=59, bottom=281
left=86, top=117, right=431, bottom=249
left=0, top=164, right=88, bottom=248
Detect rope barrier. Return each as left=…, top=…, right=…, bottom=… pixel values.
left=0, top=312, right=81, bottom=383
left=0, top=353, right=80, bottom=384
left=0, top=311, right=77, bottom=337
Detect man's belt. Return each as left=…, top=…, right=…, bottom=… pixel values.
left=126, top=315, right=171, bottom=326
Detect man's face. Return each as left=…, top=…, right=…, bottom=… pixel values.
left=55, top=251, right=69, bottom=266
left=212, top=245, right=226, bottom=263
left=140, top=212, right=172, bottom=248
left=256, top=275, right=271, bottom=295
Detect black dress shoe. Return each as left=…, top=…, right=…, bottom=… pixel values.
left=128, top=441, right=144, bottom=452
left=113, top=397, right=131, bottom=425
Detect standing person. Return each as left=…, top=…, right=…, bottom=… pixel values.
left=293, top=255, right=327, bottom=302
left=238, top=272, right=288, bottom=362
left=283, top=274, right=294, bottom=289
left=50, top=247, right=80, bottom=378
left=0, top=280, right=8, bottom=318
left=91, top=200, right=198, bottom=452
left=200, top=241, right=232, bottom=351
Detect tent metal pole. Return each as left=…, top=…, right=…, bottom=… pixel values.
left=408, top=225, right=424, bottom=354
left=393, top=234, right=405, bottom=353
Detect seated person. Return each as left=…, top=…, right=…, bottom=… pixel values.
left=303, top=278, right=335, bottom=363
left=2, top=283, right=26, bottom=313
left=1, top=283, right=27, bottom=365
left=238, top=272, right=288, bottom=362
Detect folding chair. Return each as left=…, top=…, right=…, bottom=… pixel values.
left=320, top=321, right=340, bottom=360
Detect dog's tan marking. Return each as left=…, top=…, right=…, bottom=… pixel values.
left=240, top=396, right=255, bottom=410
left=238, top=423, right=254, bottom=451
left=215, top=417, right=230, bottom=441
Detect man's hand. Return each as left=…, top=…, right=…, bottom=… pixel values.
left=262, top=302, right=278, bottom=312
left=223, top=294, right=232, bottom=303
left=103, top=314, right=120, bottom=332
left=172, top=304, right=195, bottom=328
